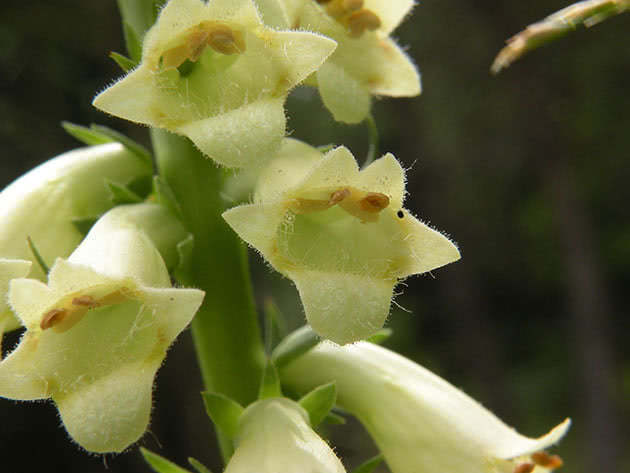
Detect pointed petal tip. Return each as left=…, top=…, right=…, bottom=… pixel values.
left=502, top=417, right=572, bottom=460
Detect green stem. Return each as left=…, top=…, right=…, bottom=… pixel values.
left=151, top=130, right=265, bottom=461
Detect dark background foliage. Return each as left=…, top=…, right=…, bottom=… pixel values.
left=1, top=1, right=628, bottom=472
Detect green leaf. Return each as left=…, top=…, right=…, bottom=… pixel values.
left=298, top=382, right=336, bottom=428
left=271, top=325, right=320, bottom=369
left=62, top=121, right=114, bottom=146
left=122, top=20, right=143, bottom=63
left=188, top=458, right=212, bottom=473
left=366, top=328, right=393, bottom=345
left=153, top=176, right=184, bottom=220
left=110, top=51, right=137, bottom=72
left=141, top=448, right=192, bottom=473
left=263, top=298, right=288, bottom=354
left=202, top=392, right=244, bottom=441
left=71, top=216, right=99, bottom=236
left=258, top=361, right=282, bottom=399
left=323, top=411, right=346, bottom=425
left=127, top=173, right=154, bottom=200
left=26, top=236, right=49, bottom=275
left=90, top=124, right=152, bottom=167
left=351, top=454, right=385, bottom=473
left=105, top=179, right=144, bottom=205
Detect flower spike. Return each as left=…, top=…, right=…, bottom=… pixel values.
left=94, top=0, right=337, bottom=168
left=223, top=139, right=459, bottom=344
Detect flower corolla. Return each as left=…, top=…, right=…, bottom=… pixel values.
left=256, top=0, right=421, bottom=123
left=0, top=204, right=204, bottom=452
left=93, top=0, right=337, bottom=168
left=223, top=139, right=459, bottom=344
left=0, top=143, right=151, bottom=335
left=282, top=341, right=571, bottom=473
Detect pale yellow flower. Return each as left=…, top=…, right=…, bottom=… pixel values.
left=94, top=0, right=336, bottom=168
left=0, top=205, right=204, bottom=452
left=256, top=0, right=421, bottom=123
left=0, top=143, right=150, bottom=335
left=282, top=341, right=571, bottom=473
left=223, top=139, right=459, bottom=344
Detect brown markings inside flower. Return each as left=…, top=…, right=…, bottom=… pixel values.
left=40, top=309, right=68, bottom=330
left=360, top=192, right=390, bottom=212
left=317, top=0, right=382, bottom=37
left=513, top=463, right=535, bottom=473
left=160, top=22, right=246, bottom=71
left=39, top=288, right=134, bottom=332
left=531, top=452, right=564, bottom=469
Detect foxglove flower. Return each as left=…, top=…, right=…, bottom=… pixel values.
left=0, top=143, right=151, bottom=335
left=225, top=397, right=346, bottom=473
left=93, top=0, right=336, bottom=168
left=256, top=0, right=421, bottom=123
left=0, top=204, right=204, bottom=452
left=223, top=139, right=459, bottom=344
left=282, top=341, right=571, bottom=473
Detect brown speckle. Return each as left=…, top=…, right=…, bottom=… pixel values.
left=40, top=309, right=68, bottom=330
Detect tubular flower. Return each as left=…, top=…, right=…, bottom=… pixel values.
left=256, top=0, right=420, bottom=123
left=225, top=398, right=346, bottom=473
left=281, top=341, right=571, bottom=473
left=0, top=204, right=204, bottom=453
left=0, top=143, right=151, bottom=334
left=93, top=0, right=337, bottom=168
left=223, top=139, right=459, bottom=344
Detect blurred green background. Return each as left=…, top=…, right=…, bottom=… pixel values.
left=1, top=1, right=628, bottom=472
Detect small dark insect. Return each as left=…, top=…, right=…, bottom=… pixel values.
left=397, top=210, right=404, bottom=219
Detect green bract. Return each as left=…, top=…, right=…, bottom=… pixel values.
left=257, top=0, right=420, bottom=123
left=0, top=205, right=204, bottom=453
left=0, top=143, right=151, bottom=335
left=223, top=139, right=460, bottom=344
left=282, top=342, right=571, bottom=473
left=93, top=0, right=337, bottom=168
left=225, top=398, right=346, bottom=473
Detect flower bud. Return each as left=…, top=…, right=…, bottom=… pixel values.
left=282, top=342, right=571, bottom=473
left=225, top=398, right=346, bottom=473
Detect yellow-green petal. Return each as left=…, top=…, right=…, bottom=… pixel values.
left=290, top=269, right=394, bottom=345
left=317, top=61, right=371, bottom=124
left=175, top=97, right=286, bottom=168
